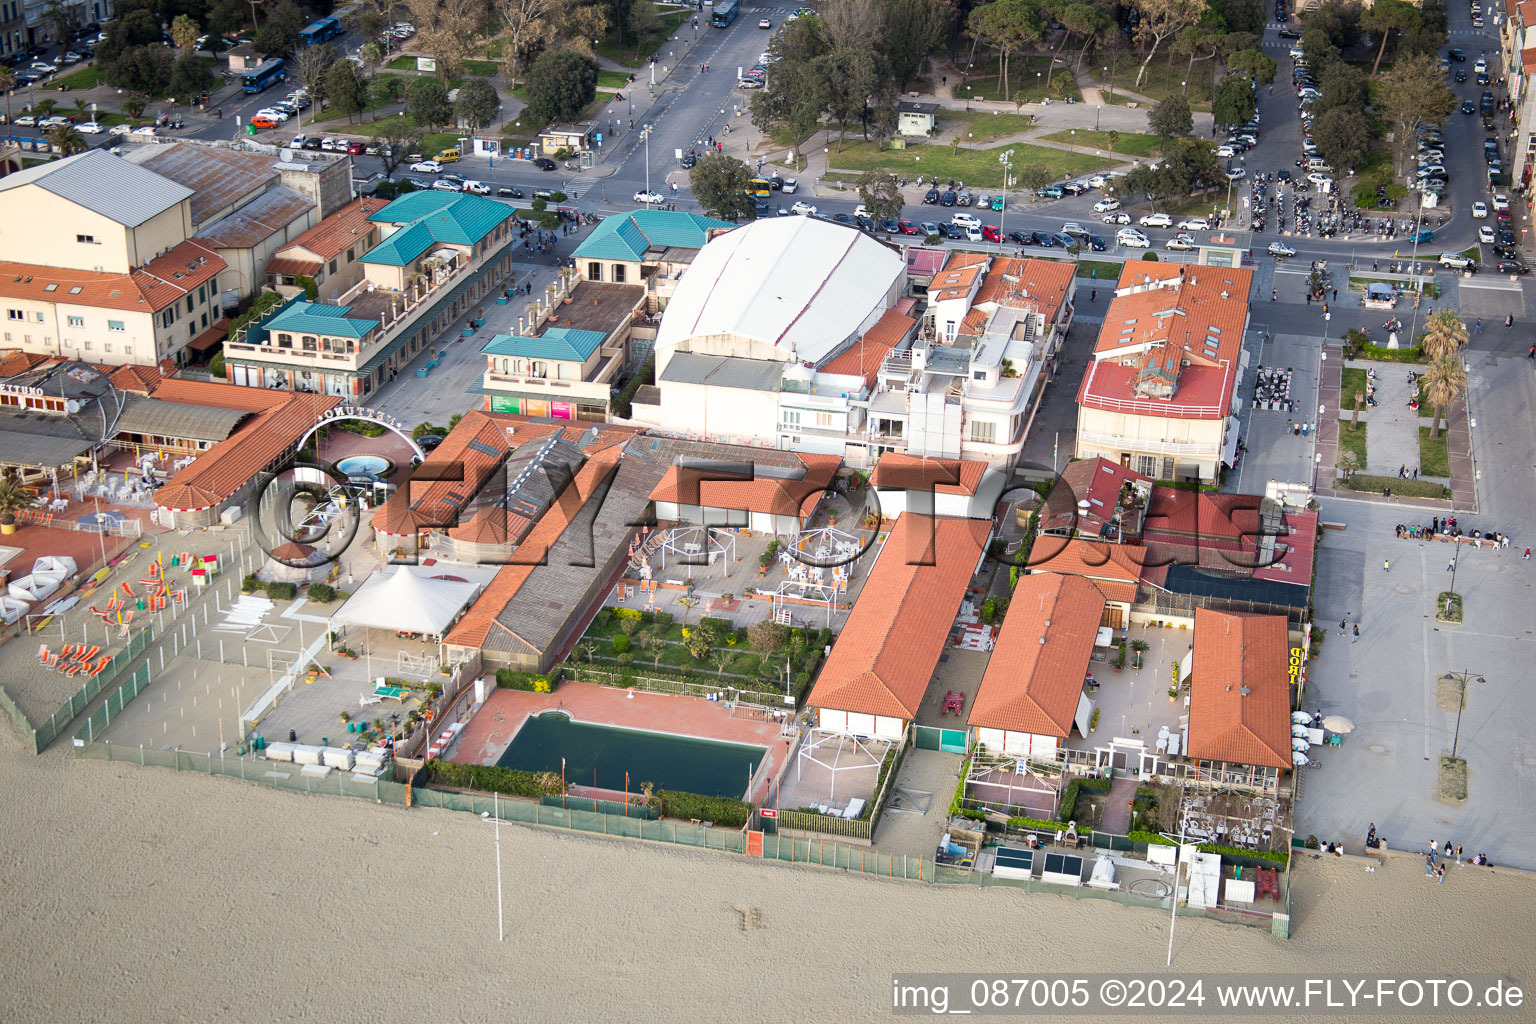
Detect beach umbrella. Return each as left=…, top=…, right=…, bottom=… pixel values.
left=1292, top=711, right=1312, bottom=724
left=1292, top=724, right=1310, bottom=738
left=1292, top=751, right=1311, bottom=766
left=1321, top=715, right=1355, bottom=734
left=1292, top=738, right=1311, bottom=752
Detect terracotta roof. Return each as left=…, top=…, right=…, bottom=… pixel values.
left=443, top=447, right=624, bottom=649
left=1187, top=609, right=1293, bottom=769
left=817, top=307, right=915, bottom=386
left=870, top=453, right=987, bottom=496
left=264, top=256, right=323, bottom=278
left=1142, top=488, right=1317, bottom=586
left=1523, top=45, right=1536, bottom=72
left=904, top=247, right=947, bottom=278
left=0, top=352, right=52, bottom=378
left=276, top=196, right=388, bottom=262
left=156, top=390, right=338, bottom=510
left=1077, top=359, right=1235, bottom=419
left=447, top=505, right=532, bottom=546
left=929, top=260, right=986, bottom=301
left=373, top=410, right=523, bottom=534
left=807, top=514, right=992, bottom=720
left=187, top=317, right=232, bottom=353
left=1041, top=457, right=1152, bottom=535
left=0, top=240, right=224, bottom=315
left=1025, top=537, right=1146, bottom=584
left=972, top=257, right=1076, bottom=320
left=650, top=453, right=840, bottom=517
left=268, top=540, right=328, bottom=566
left=968, top=573, right=1105, bottom=737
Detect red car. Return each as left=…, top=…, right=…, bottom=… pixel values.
left=982, top=224, right=1002, bottom=242
left=897, top=220, right=921, bottom=235
left=346, top=140, right=367, bottom=155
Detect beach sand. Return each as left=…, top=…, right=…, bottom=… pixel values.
left=0, top=740, right=1530, bottom=1024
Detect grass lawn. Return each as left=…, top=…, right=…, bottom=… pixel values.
left=1418, top=426, right=1450, bottom=477
left=1336, top=420, right=1368, bottom=470
left=830, top=139, right=1109, bottom=189
left=387, top=55, right=422, bottom=71
left=1042, top=128, right=1160, bottom=158
left=460, top=59, right=499, bottom=77
left=597, top=8, right=688, bottom=67
left=597, top=70, right=630, bottom=91
left=1345, top=473, right=1451, bottom=500
left=937, top=109, right=1038, bottom=143
left=346, top=114, right=459, bottom=155
left=953, top=55, right=1081, bottom=104
left=1076, top=258, right=1122, bottom=279
left=1120, top=51, right=1216, bottom=111
left=1339, top=367, right=1369, bottom=410
left=54, top=65, right=104, bottom=90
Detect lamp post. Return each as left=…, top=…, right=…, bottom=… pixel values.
left=1069, top=128, right=1076, bottom=155
left=999, top=148, right=1014, bottom=245
left=1448, top=669, right=1483, bottom=759
left=640, top=124, right=652, bottom=194
left=1104, top=64, right=1112, bottom=104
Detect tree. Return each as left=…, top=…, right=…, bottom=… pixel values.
left=968, top=0, right=1041, bottom=105
left=624, top=0, right=660, bottom=54
left=1173, top=23, right=1224, bottom=92
left=103, top=45, right=174, bottom=94
left=0, top=481, right=30, bottom=532
left=522, top=45, right=598, bottom=126
left=690, top=152, right=756, bottom=221
left=455, top=77, right=501, bottom=131
left=819, top=45, right=880, bottom=151
left=1059, top=2, right=1113, bottom=71
left=1420, top=309, right=1468, bottom=361
left=170, top=13, right=200, bottom=54
left=493, top=0, right=560, bottom=81
left=709, top=646, right=734, bottom=679
left=254, top=0, right=307, bottom=57
left=43, top=1, right=80, bottom=49
left=1351, top=389, right=1364, bottom=431
left=1363, top=0, right=1422, bottom=75
left=378, top=111, right=427, bottom=171
left=294, top=42, right=337, bottom=104
left=1103, top=129, right=1120, bottom=152
left=360, top=41, right=386, bottom=75
left=206, top=0, right=243, bottom=46
left=407, top=75, right=452, bottom=128
left=556, top=4, right=610, bottom=57
left=675, top=595, right=699, bottom=624
left=325, top=59, right=368, bottom=121
left=1211, top=75, right=1255, bottom=131
left=747, top=620, right=788, bottom=655
left=407, top=0, right=487, bottom=79
left=1132, top=0, right=1205, bottom=87
left=646, top=632, right=666, bottom=669
left=1148, top=93, right=1193, bottom=148
left=1311, top=107, right=1371, bottom=174
left=1316, top=62, right=1368, bottom=116
left=1378, top=54, right=1455, bottom=174
left=1421, top=352, right=1466, bottom=439
left=47, top=124, right=86, bottom=156
left=577, top=639, right=597, bottom=664
left=856, top=169, right=903, bottom=222
left=0, top=68, right=14, bottom=131
left=122, top=96, right=147, bottom=120
left=1224, top=48, right=1276, bottom=85
left=883, top=0, right=949, bottom=88
left=167, top=52, right=214, bottom=101
left=1014, top=163, right=1050, bottom=191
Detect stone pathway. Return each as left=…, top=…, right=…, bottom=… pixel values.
left=1355, top=359, right=1426, bottom=480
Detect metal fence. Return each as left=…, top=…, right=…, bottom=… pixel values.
left=73, top=661, right=153, bottom=745
left=74, top=742, right=412, bottom=805
left=2, top=627, right=154, bottom=754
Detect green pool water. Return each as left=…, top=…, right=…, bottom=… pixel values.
left=497, top=713, right=766, bottom=797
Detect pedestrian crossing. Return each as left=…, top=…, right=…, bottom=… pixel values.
left=562, top=177, right=598, bottom=199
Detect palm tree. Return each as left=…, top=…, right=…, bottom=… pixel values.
left=0, top=480, right=31, bottom=534
left=1421, top=353, right=1467, bottom=440
left=0, top=67, right=15, bottom=131
left=1420, top=309, right=1467, bottom=361
left=47, top=124, right=86, bottom=157
left=676, top=595, right=699, bottom=624
left=122, top=96, right=146, bottom=120
left=33, top=97, right=55, bottom=120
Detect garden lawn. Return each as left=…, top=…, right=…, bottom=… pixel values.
left=53, top=65, right=104, bottom=90
left=829, top=139, right=1110, bottom=190
left=1345, top=474, right=1451, bottom=499
left=597, top=8, right=688, bottom=67
left=937, top=110, right=1038, bottom=142
left=1120, top=51, right=1216, bottom=110
left=951, top=55, right=1081, bottom=104
left=596, top=70, right=630, bottom=91
left=1336, top=420, right=1368, bottom=470
left=1042, top=128, right=1160, bottom=158
left=1339, top=367, right=1369, bottom=411
left=1076, top=259, right=1122, bottom=279
left=1418, top=426, right=1450, bottom=478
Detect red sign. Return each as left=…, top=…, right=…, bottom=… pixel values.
left=759, top=808, right=778, bottom=818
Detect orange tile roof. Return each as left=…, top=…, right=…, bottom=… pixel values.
left=1041, top=457, right=1152, bottom=535
left=1025, top=537, right=1146, bottom=584
left=929, top=259, right=987, bottom=301
left=276, top=197, right=388, bottom=262
left=650, top=453, right=839, bottom=518
left=818, top=307, right=915, bottom=386
left=870, top=452, right=987, bottom=496
left=1187, top=609, right=1293, bottom=770
left=1523, top=45, right=1536, bottom=72
left=968, top=573, right=1105, bottom=737
left=105, top=362, right=167, bottom=393
left=1142, top=487, right=1317, bottom=585
left=0, top=240, right=225, bottom=314
left=1077, top=359, right=1235, bottom=419
left=807, top=514, right=992, bottom=720
left=0, top=352, right=52, bottom=378
left=447, top=505, right=532, bottom=546
left=150, top=376, right=290, bottom=412
left=264, top=256, right=324, bottom=278
left=443, top=447, right=625, bottom=650
left=157, top=391, right=339, bottom=510
left=972, top=257, right=1076, bottom=320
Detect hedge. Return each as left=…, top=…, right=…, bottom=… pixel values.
left=1197, top=843, right=1289, bottom=865
left=1056, top=775, right=1111, bottom=823
left=654, top=789, right=749, bottom=828
left=1128, top=830, right=1178, bottom=846
left=417, top=760, right=561, bottom=798
left=611, top=352, right=655, bottom=419
left=265, top=581, right=297, bottom=599
left=495, top=669, right=552, bottom=692
left=307, top=583, right=337, bottom=603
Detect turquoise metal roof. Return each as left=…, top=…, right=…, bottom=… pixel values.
left=482, top=328, right=606, bottom=363
left=362, top=191, right=512, bottom=265
left=573, top=209, right=731, bottom=261
left=263, top=300, right=376, bottom=339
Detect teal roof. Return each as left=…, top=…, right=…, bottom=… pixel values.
left=363, top=191, right=512, bottom=266
left=264, top=300, right=376, bottom=339
left=482, top=328, right=607, bottom=363
left=573, top=209, right=732, bottom=262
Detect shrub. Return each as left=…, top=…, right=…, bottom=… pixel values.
left=615, top=653, right=634, bottom=666
left=494, top=669, right=549, bottom=691
left=614, top=607, right=643, bottom=622
left=653, top=611, right=674, bottom=628
left=792, top=670, right=811, bottom=698
left=747, top=620, right=788, bottom=654
left=980, top=598, right=997, bottom=624
left=241, top=573, right=260, bottom=594
left=611, top=352, right=656, bottom=419
left=593, top=608, right=613, bottom=630
left=295, top=274, right=319, bottom=301
left=266, top=581, right=297, bottom=600
left=418, top=760, right=562, bottom=798
left=209, top=351, right=225, bottom=379
left=639, top=609, right=656, bottom=625
left=653, top=790, right=749, bottom=828
left=611, top=634, right=631, bottom=655
left=307, top=583, right=337, bottom=603
left=698, top=616, right=733, bottom=635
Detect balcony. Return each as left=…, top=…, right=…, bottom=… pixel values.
left=1076, top=430, right=1221, bottom=459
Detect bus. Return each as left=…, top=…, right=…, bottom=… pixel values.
left=712, top=0, right=738, bottom=27
left=746, top=177, right=772, bottom=197
left=298, top=16, right=342, bottom=47
left=241, top=58, right=285, bottom=94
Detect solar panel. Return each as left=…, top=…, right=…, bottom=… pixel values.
left=468, top=439, right=499, bottom=457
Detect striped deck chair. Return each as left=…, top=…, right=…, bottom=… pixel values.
left=119, top=581, right=134, bottom=598
left=60, top=644, right=75, bottom=661
left=37, top=644, right=50, bottom=664
left=119, top=610, right=133, bottom=626
left=90, top=657, right=109, bottom=677
left=78, top=645, right=99, bottom=663
left=65, top=663, right=80, bottom=676
left=117, top=622, right=130, bottom=639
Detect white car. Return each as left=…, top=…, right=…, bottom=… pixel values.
left=29, top=62, right=57, bottom=74
left=1474, top=57, right=1488, bottom=73
left=791, top=200, right=817, bottom=215
left=1117, top=228, right=1151, bottom=248
left=431, top=179, right=462, bottom=192
left=952, top=212, right=981, bottom=229
left=13, top=115, right=34, bottom=126
left=1164, top=234, right=1196, bottom=251
left=1492, top=193, right=1510, bottom=210
left=779, top=179, right=798, bottom=194
left=462, top=180, right=491, bottom=195
left=633, top=190, right=666, bottom=205
left=1438, top=252, right=1473, bottom=269
left=256, top=108, right=290, bottom=123
left=108, top=123, right=131, bottom=136
left=1092, top=197, right=1121, bottom=213
left=320, top=137, right=340, bottom=150
left=1307, top=172, right=1333, bottom=187
left=1472, top=201, right=1489, bottom=219
left=1478, top=225, right=1496, bottom=244
left=411, top=160, right=443, bottom=173
left=853, top=204, right=869, bottom=218
left=1224, top=167, right=1246, bottom=181
left=39, top=115, right=70, bottom=128
left=76, top=121, right=103, bottom=134
left=758, top=17, right=772, bottom=28
left=132, top=126, right=157, bottom=136
left=1178, top=217, right=1210, bottom=231
left=1101, top=211, right=1131, bottom=225
left=1214, top=145, right=1236, bottom=158
left=1267, top=242, right=1297, bottom=257
left=1139, top=212, right=1172, bottom=228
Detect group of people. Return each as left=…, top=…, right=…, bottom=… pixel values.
left=1424, top=838, right=1490, bottom=881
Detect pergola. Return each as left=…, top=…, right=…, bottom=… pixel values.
left=651, top=525, right=736, bottom=573
left=794, top=727, right=893, bottom=802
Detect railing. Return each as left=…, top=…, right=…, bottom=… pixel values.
left=1076, top=430, right=1222, bottom=458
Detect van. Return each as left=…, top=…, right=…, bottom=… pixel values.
left=1305, top=156, right=1328, bottom=171
left=951, top=212, right=981, bottom=229
left=1479, top=91, right=1493, bottom=114
left=435, top=147, right=461, bottom=163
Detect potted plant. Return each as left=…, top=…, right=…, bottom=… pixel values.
left=1129, top=638, right=1149, bottom=669
left=1111, top=645, right=1127, bottom=672
left=0, top=481, right=29, bottom=535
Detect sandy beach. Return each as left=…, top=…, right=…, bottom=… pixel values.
left=0, top=740, right=1531, bottom=1024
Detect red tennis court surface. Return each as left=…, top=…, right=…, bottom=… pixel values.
left=450, top=682, right=794, bottom=804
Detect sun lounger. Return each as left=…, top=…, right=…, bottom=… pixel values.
left=78, top=645, right=99, bottom=663
left=359, top=692, right=383, bottom=707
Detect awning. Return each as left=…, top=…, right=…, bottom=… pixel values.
left=187, top=317, right=232, bottom=353
left=265, top=256, right=323, bottom=278
left=1074, top=692, right=1095, bottom=738
left=1222, top=428, right=1241, bottom=467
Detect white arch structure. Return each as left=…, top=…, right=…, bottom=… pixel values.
left=295, top=404, right=427, bottom=462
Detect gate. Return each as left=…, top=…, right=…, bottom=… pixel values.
left=916, top=726, right=967, bottom=753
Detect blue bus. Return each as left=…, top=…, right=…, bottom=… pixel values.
left=711, top=0, right=738, bottom=27
left=241, top=58, right=286, bottom=94
left=298, top=16, right=342, bottom=47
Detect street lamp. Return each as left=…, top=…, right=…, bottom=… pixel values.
left=999, top=149, right=1014, bottom=246
left=640, top=123, right=652, bottom=194
left=1447, top=669, right=1483, bottom=760
left=1104, top=65, right=1112, bottom=103
left=1069, top=128, right=1075, bottom=155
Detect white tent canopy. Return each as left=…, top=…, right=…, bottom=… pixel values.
left=33, top=555, right=77, bottom=577
left=328, top=565, right=480, bottom=637
left=0, top=595, right=27, bottom=623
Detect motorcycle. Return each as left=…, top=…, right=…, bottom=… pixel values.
left=1383, top=317, right=1402, bottom=332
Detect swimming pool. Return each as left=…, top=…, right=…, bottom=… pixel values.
left=335, top=455, right=390, bottom=478
left=497, top=712, right=766, bottom=797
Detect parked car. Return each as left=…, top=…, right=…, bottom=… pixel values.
left=1138, top=212, right=1172, bottom=227
left=346, top=140, right=367, bottom=155
left=920, top=221, right=940, bottom=236
left=939, top=190, right=957, bottom=206
left=1087, top=234, right=1107, bottom=252
left=1102, top=211, right=1131, bottom=225
left=1092, top=197, right=1121, bottom=213
left=1177, top=217, right=1210, bottom=231
left=982, top=224, right=1002, bottom=242
left=1438, top=252, right=1472, bottom=269
left=791, top=200, right=818, bottom=215
left=76, top=121, right=103, bottom=134
left=496, top=185, right=524, bottom=198
left=1164, top=234, right=1196, bottom=251
left=411, top=159, right=443, bottom=173
left=897, top=220, right=921, bottom=235
left=462, top=181, right=491, bottom=195
left=878, top=218, right=900, bottom=233
left=248, top=116, right=277, bottom=130
left=1035, top=185, right=1063, bottom=199
left=533, top=157, right=557, bottom=170
left=431, top=179, right=462, bottom=192
left=922, top=187, right=940, bottom=204
left=1267, top=242, right=1297, bottom=257
left=1117, top=228, right=1150, bottom=248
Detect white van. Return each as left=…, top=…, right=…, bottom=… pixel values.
left=951, top=212, right=981, bottom=229
left=1305, top=156, right=1329, bottom=171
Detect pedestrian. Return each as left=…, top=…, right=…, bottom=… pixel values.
left=1399, top=464, right=1406, bottom=478
left=1528, top=344, right=1534, bottom=359
left=1456, top=844, right=1463, bottom=865
left=1287, top=419, right=1293, bottom=433
left=1352, top=623, right=1359, bottom=643
left=1437, top=865, right=1446, bottom=884
left=1476, top=318, right=1483, bottom=333
left=1432, top=516, right=1439, bottom=534
left=1447, top=558, right=1455, bottom=571
left=1412, top=467, right=1418, bottom=479
left=1332, top=287, right=1338, bottom=302
left=1091, top=288, right=1097, bottom=301
left=1508, top=313, right=1515, bottom=328
left=1444, top=840, right=1453, bottom=857
left=1525, top=548, right=1531, bottom=560
left=1340, top=618, right=1347, bottom=636
left=1306, top=293, right=1312, bottom=305
left=1426, top=857, right=1436, bottom=877
left=1384, top=559, right=1390, bottom=572
left=1271, top=288, right=1276, bottom=301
